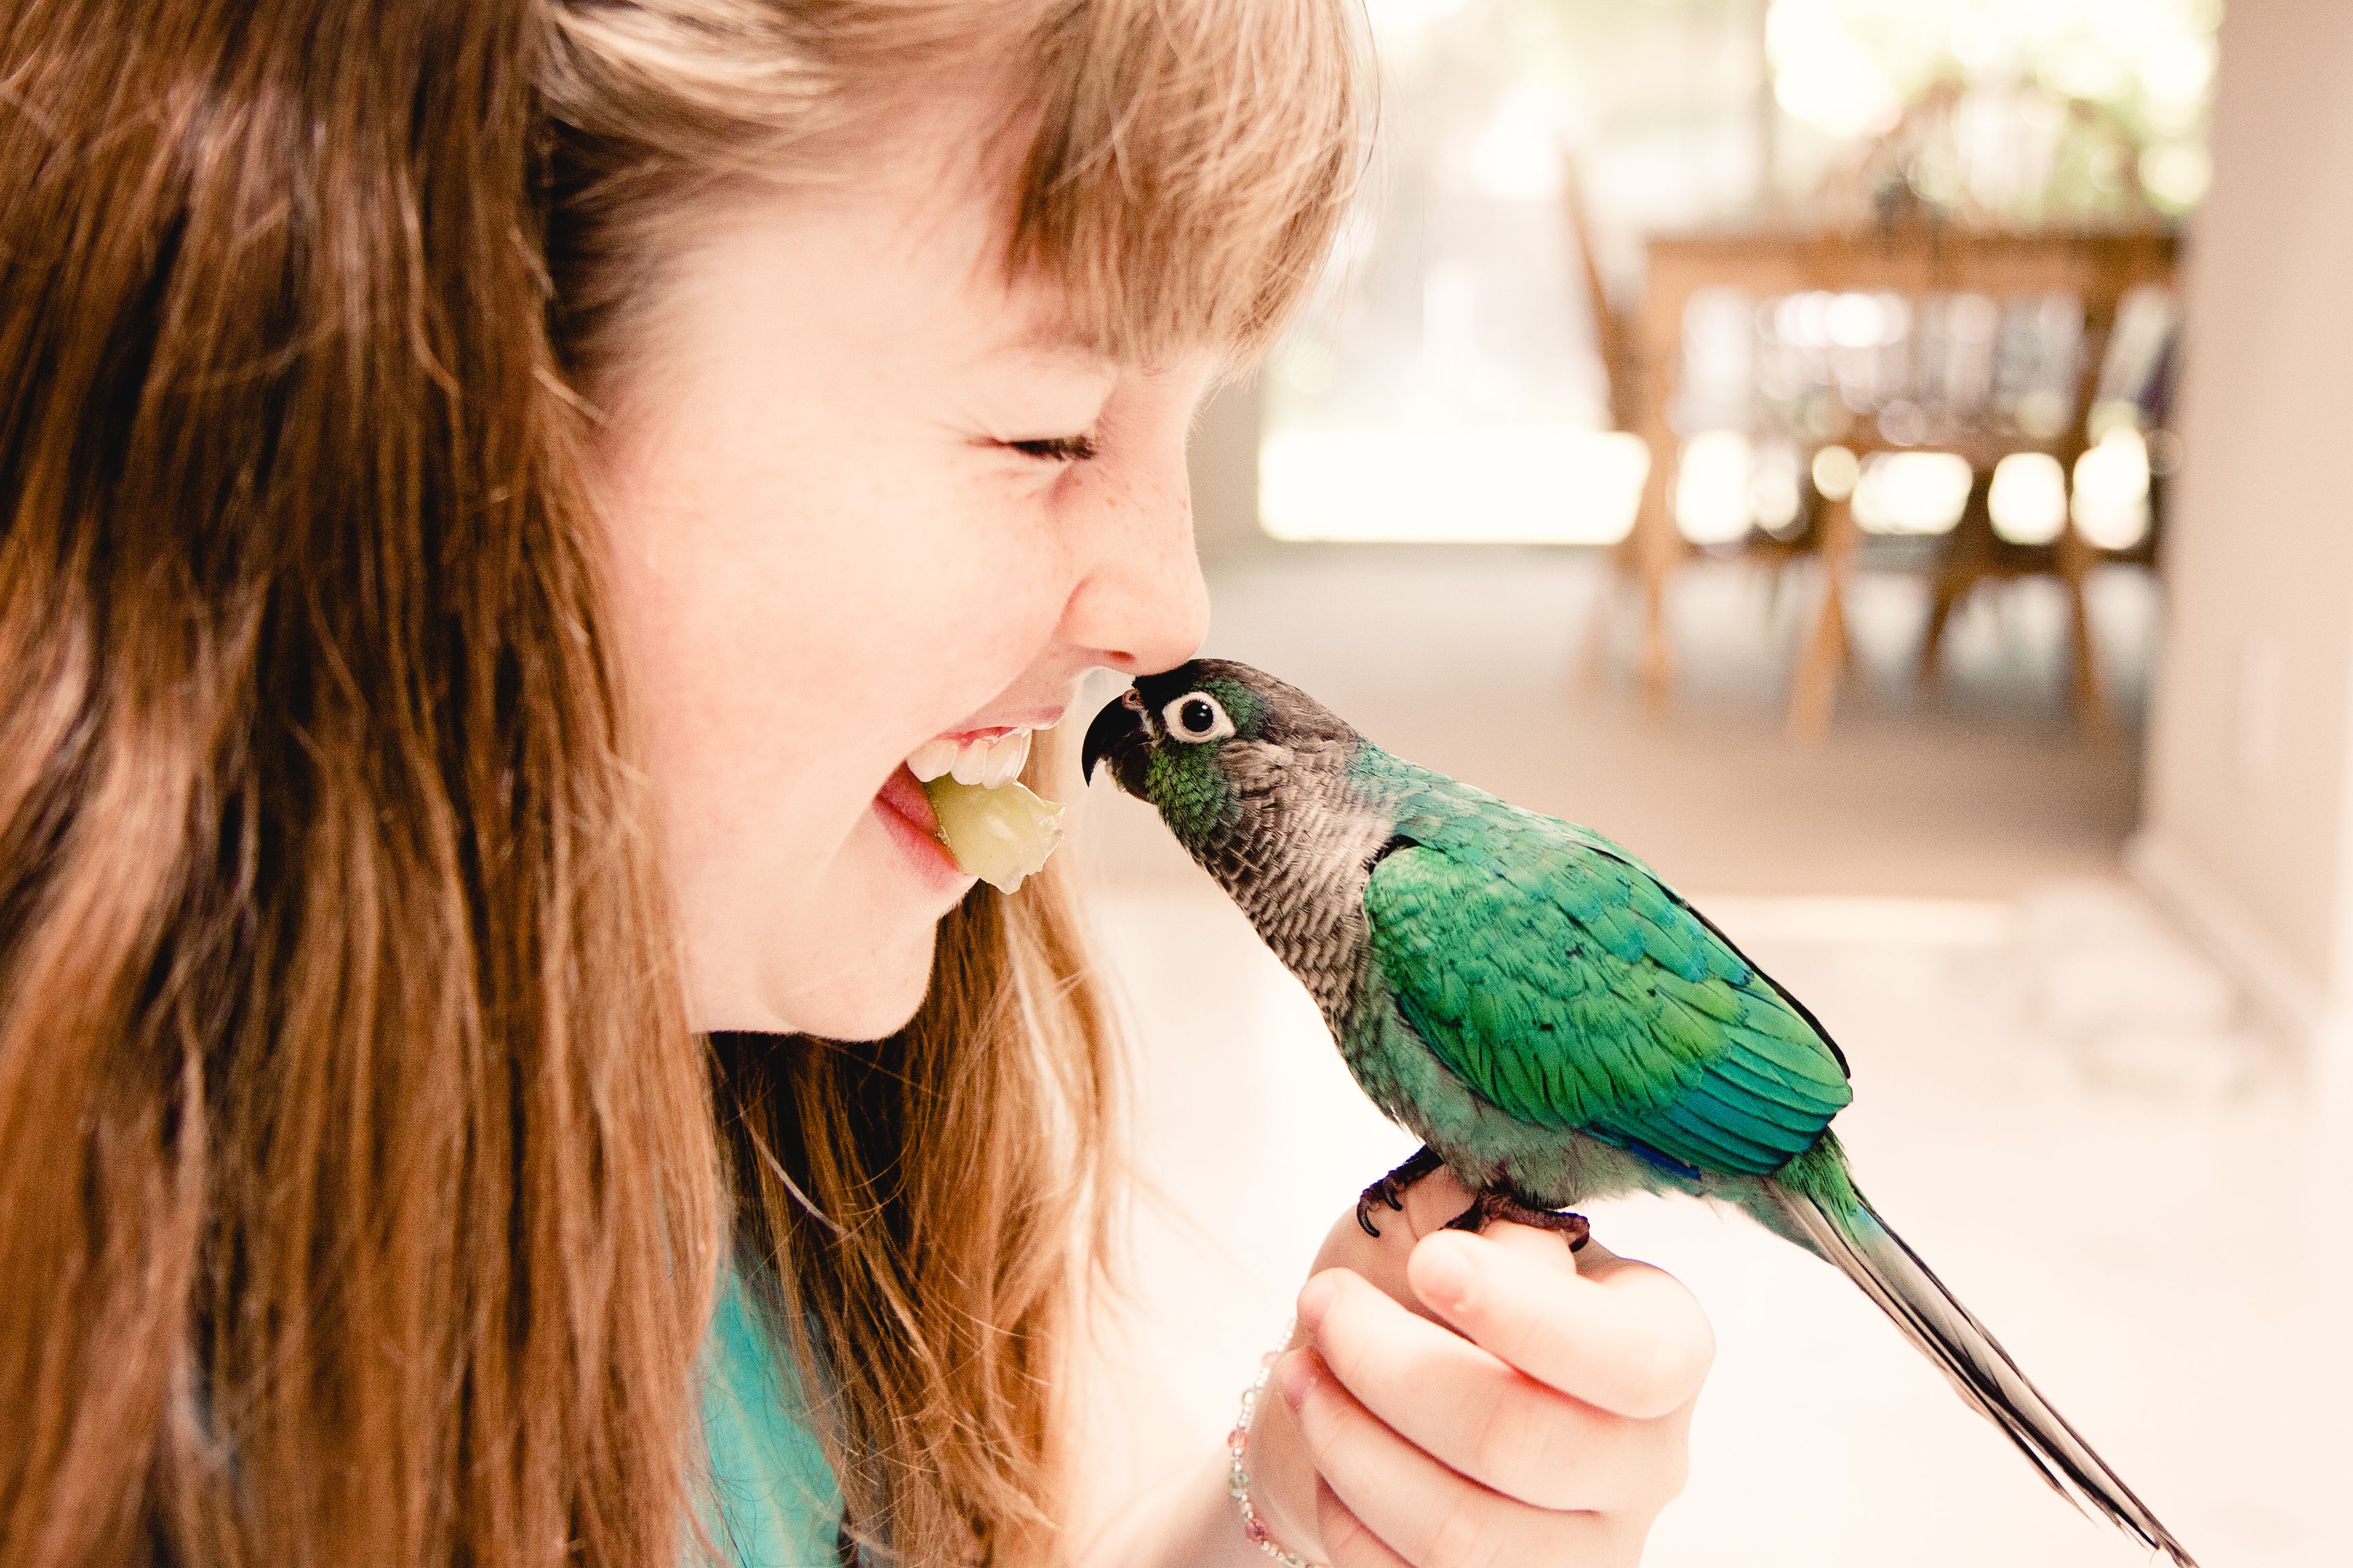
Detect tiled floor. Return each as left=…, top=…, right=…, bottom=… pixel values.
left=1071, top=549, right=2344, bottom=1567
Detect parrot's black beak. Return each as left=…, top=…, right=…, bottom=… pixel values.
left=1081, top=688, right=1152, bottom=793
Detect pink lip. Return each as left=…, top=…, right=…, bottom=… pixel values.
left=936, top=707, right=1065, bottom=746
left=873, top=763, right=971, bottom=892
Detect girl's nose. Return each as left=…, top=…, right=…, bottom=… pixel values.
left=1053, top=374, right=1214, bottom=674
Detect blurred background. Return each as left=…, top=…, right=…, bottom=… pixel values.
left=1069, top=2, right=2353, bottom=1565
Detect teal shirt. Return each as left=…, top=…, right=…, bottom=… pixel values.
left=700, top=1269, right=845, bottom=1568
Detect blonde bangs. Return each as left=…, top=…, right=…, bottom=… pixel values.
left=1008, top=0, right=1372, bottom=364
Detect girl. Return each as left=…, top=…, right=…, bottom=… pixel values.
left=0, top=2, right=1712, bottom=1565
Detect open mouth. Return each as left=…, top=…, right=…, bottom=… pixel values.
left=873, top=713, right=1067, bottom=895
left=894, top=710, right=1073, bottom=890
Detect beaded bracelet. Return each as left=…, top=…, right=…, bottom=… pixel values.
left=1225, top=1321, right=1329, bottom=1568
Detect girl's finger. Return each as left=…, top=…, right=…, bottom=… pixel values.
left=1302, top=1267, right=1684, bottom=1513
left=1313, top=1479, right=1416, bottom=1568
left=1279, top=1347, right=1620, bottom=1568
left=1403, top=1227, right=1714, bottom=1419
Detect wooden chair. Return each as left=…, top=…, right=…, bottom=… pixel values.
left=1912, top=290, right=2178, bottom=730
left=1616, top=224, right=2175, bottom=736
left=1581, top=77, right=2178, bottom=735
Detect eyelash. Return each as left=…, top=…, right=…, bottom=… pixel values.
left=1005, top=434, right=1099, bottom=463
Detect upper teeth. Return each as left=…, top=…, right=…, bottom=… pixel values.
left=908, top=728, right=1033, bottom=789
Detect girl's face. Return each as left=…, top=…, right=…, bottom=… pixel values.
left=594, top=136, right=1212, bottom=1040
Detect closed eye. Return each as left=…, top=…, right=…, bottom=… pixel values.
left=1003, top=434, right=1099, bottom=463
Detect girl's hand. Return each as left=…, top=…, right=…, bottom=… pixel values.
left=1245, top=1167, right=1713, bottom=1567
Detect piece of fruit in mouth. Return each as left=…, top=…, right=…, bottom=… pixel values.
left=922, top=775, right=1065, bottom=894
left=908, top=726, right=1065, bottom=893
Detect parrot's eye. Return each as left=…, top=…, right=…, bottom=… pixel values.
left=1163, top=692, right=1234, bottom=744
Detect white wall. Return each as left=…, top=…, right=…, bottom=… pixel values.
left=2133, top=0, right=2353, bottom=1057
left=1185, top=374, right=1267, bottom=565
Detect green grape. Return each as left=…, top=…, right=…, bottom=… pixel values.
left=922, top=776, right=1067, bottom=893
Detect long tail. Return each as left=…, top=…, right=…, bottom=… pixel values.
left=1754, top=1139, right=2196, bottom=1566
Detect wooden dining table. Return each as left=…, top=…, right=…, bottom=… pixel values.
left=1616, top=220, right=2178, bottom=735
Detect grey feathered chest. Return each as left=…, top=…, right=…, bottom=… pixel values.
left=1184, top=739, right=1393, bottom=1031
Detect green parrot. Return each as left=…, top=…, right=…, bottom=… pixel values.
left=1082, top=658, right=2192, bottom=1565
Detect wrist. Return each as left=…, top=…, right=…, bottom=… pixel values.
left=1229, top=1332, right=1326, bottom=1566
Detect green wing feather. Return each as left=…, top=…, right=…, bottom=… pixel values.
left=1361, top=795, right=1853, bottom=1176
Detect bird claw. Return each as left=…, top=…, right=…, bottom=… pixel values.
left=1354, top=1145, right=1445, bottom=1237
left=1442, top=1192, right=1590, bottom=1251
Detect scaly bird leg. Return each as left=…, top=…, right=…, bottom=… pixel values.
left=1355, top=1145, right=1445, bottom=1238
left=1442, top=1191, right=1590, bottom=1252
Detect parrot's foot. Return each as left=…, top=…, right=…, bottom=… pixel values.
left=1442, top=1192, right=1590, bottom=1252
left=1355, top=1145, right=1445, bottom=1238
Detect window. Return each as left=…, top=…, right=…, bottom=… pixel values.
left=1259, top=0, right=2217, bottom=546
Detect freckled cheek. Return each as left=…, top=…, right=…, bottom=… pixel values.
left=882, top=552, right=1069, bottom=704
left=848, top=473, right=1082, bottom=702
left=594, top=530, right=891, bottom=897
left=601, top=453, right=1074, bottom=845
left=603, top=533, right=836, bottom=761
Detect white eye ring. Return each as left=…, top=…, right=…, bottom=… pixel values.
left=1162, top=692, right=1235, bottom=743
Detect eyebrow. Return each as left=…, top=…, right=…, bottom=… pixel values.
left=970, top=282, right=1112, bottom=363
left=997, top=321, right=1112, bottom=367
left=959, top=332, right=1121, bottom=388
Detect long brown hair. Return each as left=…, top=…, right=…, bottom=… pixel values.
left=0, top=2, right=719, bottom=1565
left=1, top=1, right=1365, bottom=1565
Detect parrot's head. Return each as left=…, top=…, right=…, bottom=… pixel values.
left=1080, top=658, right=1362, bottom=864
